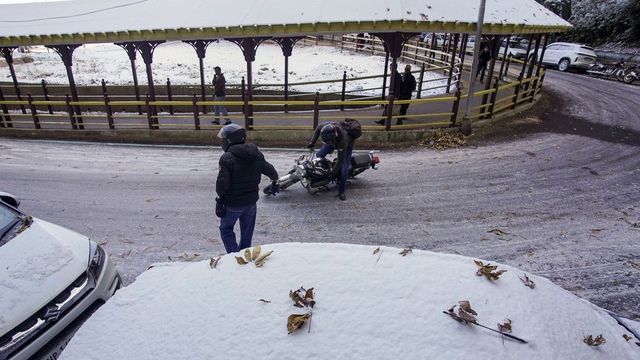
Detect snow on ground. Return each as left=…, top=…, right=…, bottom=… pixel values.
left=61, top=243, right=640, bottom=360
left=6, top=40, right=447, bottom=96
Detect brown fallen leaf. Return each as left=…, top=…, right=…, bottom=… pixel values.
left=244, top=249, right=252, bottom=263
left=373, top=247, right=380, bottom=255
left=498, top=319, right=512, bottom=334
left=458, top=300, right=477, bottom=316
left=488, top=228, right=509, bottom=236
left=252, top=245, right=261, bottom=261
left=209, top=256, right=221, bottom=269
left=399, top=248, right=412, bottom=256
left=287, top=313, right=311, bottom=334
left=235, top=256, right=248, bottom=265
left=259, top=299, right=271, bottom=303
left=623, top=334, right=632, bottom=341
left=583, top=334, right=606, bottom=346
left=475, top=260, right=507, bottom=280
left=519, top=274, right=536, bottom=289
left=255, top=250, right=274, bottom=267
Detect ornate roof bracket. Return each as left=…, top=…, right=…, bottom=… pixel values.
left=370, top=32, right=420, bottom=59
left=271, top=37, right=304, bottom=57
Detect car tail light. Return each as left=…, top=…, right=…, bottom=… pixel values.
left=371, top=156, right=380, bottom=169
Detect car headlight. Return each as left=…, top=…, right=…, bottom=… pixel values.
left=88, top=241, right=105, bottom=279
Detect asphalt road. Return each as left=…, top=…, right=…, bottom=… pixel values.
left=1, top=70, right=639, bottom=319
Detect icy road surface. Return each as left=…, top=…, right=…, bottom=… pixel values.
left=1, top=71, right=639, bottom=319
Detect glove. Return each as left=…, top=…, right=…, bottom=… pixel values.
left=306, top=142, right=315, bottom=149
left=267, top=181, right=280, bottom=196
left=215, top=197, right=226, bottom=218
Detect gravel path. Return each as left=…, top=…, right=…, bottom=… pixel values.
left=1, top=70, right=639, bottom=319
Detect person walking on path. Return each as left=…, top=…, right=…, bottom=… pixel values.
left=215, top=124, right=279, bottom=253
left=475, top=42, right=491, bottom=83
left=398, top=64, right=417, bottom=125
left=212, top=66, right=231, bottom=125
left=307, top=119, right=360, bottom=201
left=375, top=62, right=404, bottom=126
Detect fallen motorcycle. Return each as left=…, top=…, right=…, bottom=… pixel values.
left=622, top=64, right=639, bottom=84
left=264, top=150, right=380, bottom=195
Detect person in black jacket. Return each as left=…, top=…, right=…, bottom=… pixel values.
left=398, top=64, right=417, bottom=124
left=375, top=62, right=404, bottom=126
left=307, top=122, right=355, bottom=201
left=215, top=124, right=278, bottom=253
left=476, top=42, right=491, bottom=83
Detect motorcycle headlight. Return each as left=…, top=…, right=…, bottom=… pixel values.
left=88, top=241, right=106, bottom=279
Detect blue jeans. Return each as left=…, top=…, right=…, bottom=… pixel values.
left=219, top=203, right=257, bottom=253
left=214, top=95, right=228, bottom=121
left=316, top=144, right=353, bottom=194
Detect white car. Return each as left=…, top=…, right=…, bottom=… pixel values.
left=540, top=42, right=597, bottom=72
left=0, top=192, right=120, bottom=360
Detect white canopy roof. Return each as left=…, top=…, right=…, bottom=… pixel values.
left=0, top=0, right=571, bottom=47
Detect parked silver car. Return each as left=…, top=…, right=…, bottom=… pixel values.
left=0, top=192, right=120, bottom=360
left=540, top=42, right=597, bottom=72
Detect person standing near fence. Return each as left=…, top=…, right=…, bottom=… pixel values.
left=398, top=64, right=417, bottom=125
left=212, top=66, right=231, bottom=125
left=375, top=62, right=403, bottom=126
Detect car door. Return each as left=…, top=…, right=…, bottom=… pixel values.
left=542, top=44, right=561, bottom=64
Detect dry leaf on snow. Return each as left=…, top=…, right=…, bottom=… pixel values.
left=498, top=319, right=512, bottom=334
left=475, top=260, right=507, bottom=280
left=519, top=274, right=536, bottom=289
left=583, top=334, right=606, bottom=346
left=287, top=313, right=311, bottom=334
left=399, top=248, right=412, bottom=256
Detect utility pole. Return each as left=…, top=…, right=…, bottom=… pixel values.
left=461, top=0, right=487, bottom=136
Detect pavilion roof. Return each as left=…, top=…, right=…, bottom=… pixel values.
left=0, top=0, right=572, bottom=47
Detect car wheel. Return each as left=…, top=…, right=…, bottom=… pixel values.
left=558, top=59, right=570, bottom=72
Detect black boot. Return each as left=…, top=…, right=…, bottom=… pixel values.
left=374, top=119, right=385, bottom=125
left=339, top=193, right=346, bottom=201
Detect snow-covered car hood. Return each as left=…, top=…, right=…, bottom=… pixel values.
left=0, top=218, right=89, bottom=336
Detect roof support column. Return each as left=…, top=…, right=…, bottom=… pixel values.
left=530, top=34, right=550, bottom=101
left=480, top=36, right=504, bottom=118
left=227, top=37, right=270, bottom=130
left=498, top=35, right=511, bottom=80
left=524, top=34, right=543, bottom=92
left=371, top=32, right=419, bottom=129
left=462, top=0, right=487, bottom=136
left=1, top=47, right=26, bottom=114
left=115, top=42, right=143, bottom=115
left=47, top=44, right=83, bottom=129
left=371, top=32, right=420, bottom=100
left=184, top=40, right=217, bottom=114
left=134, top=41, right=164, bottom=127
left=273, top=37, right=303, bottom=113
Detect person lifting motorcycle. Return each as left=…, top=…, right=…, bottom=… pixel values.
left=306, top=119, right=362, bottom=201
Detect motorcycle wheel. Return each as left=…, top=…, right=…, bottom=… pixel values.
left=623, top=73, right=637, bottom=84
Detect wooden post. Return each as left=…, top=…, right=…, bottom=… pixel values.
left=340, top=71, right=347, bottom=111
left=145, top=94, right=154, bottom=129
left=243, top=90, right=250, bottom=127
left=512, top=75, right=523, bottom=110
left=498, top=35, right=511, bottom=80
left=341, top=34, right=344, bottom=50
left=65, top=94, right=76, bottom=129
left=446, top=34, right=460, bottom=94
left=417, top=63, right=425, bottom=99
left=41, top=79, right=53, bottom=114
left=450, top=89, right=462, bottom=127
left=312, top=92, right=320, bottom=130
left=192, top=93, right=200, bottom=130
left=381, top=52, right=389, bottom=100
left=504, top=55, right=512, bottom=78
left=104, top=92, right=114, bottom=129
left=27, top=93, right=40, bottom=129
left=166, top=78, right=174, bottom=115
left=0, top=86, right=11, bottom=127
left=414, top=40, right=419, bottom=65
left=101, top=79, right=108, bottom=96
left=241, top=77, right=246, bottom=114
left=385, top=95, right=395, bottom=130
left=488, top=77, right=501, bottom=119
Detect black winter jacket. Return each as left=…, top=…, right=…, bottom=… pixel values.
left=216, top=143, right=278, bottom=207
